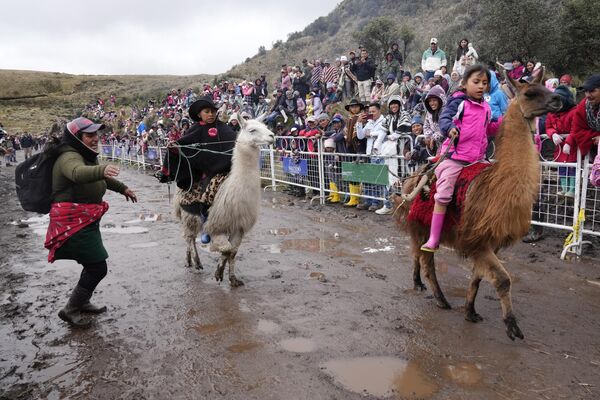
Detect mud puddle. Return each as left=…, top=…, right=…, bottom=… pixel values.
left=260, top=238, right=338, bottom=254
left=321, top=357, right=438, bottom=398
left=257, top=319, right=280, bottom=334
left=443, top=363, right=483, bottom=386
left=127, top=242, right=159, bottom=249
left=278, top=338, right=316, bottom=353
left=190, top=317, right=240, bottom=335
left=227, top=341, right=262, bottom=353
left=268, top=228, right=292, bottom=236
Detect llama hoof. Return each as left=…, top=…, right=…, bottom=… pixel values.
left=194, top=264, right=204, bottom=270
left=229, top=277, right=245, bottom=287
left=214, top=270, right=224, bottom=282
left=504, top=315, right=524, bottom=341
left=465, top=311, right=484, bottom=323
left=414, top=282, right=427, bottom=292
left=435, top=296, right=452, bottom=310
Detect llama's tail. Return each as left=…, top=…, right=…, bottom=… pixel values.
left=173, top=189, right=183, bottom=221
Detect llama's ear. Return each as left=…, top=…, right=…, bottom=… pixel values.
left=504, top=67, right=521, bottom=92
left=533, top=66, right=545, bottom=85
left=237, top=113, right=246, bottom=130
left=256, top=112, right=267, bottom=123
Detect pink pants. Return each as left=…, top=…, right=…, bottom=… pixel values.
left=434, top=159, right=464, bottom=205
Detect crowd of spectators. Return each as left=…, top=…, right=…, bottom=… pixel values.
left=2, top=36, right=598, bottom=227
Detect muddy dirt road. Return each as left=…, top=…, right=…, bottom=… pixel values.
left=1, top=160, right=600, bottom=400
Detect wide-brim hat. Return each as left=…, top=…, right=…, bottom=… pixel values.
left=344, top=98, right=365, bottom=111
left=188, top=96, right=218, bottom=122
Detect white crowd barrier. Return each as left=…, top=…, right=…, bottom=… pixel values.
left=99, top=138, right=598, bottom=259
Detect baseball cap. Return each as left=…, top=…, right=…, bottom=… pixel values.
left=67, top=117, right=105, bottom=135
left=430, top=37, right=438, bottom=44
left=582, top=75, right=600, bottom=92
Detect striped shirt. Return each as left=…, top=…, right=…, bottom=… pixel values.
left=322, top=65, right=339, bottom=84
left=311, top=65, right=322, bottom=87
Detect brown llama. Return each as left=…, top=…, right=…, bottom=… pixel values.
left=393, top=68, right=562, bottom=340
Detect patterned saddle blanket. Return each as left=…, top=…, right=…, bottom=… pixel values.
left=407, top=162, right=490, bottom=231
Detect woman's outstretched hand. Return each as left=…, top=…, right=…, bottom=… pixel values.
left=104, top=165, right=120, bottom=178
left=123, top=188, right=138, bottom=203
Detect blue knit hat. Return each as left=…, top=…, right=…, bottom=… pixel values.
left=411, top=115, right=423, bottom=126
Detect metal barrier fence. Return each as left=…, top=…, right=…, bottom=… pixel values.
left=100, top=138, right=598, bottom=259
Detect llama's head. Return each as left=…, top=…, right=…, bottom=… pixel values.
left=236, top=116, right=275, bottom=147
left=502, top=65, right=562, bottom=118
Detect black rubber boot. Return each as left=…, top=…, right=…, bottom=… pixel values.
left=58, top=286, right=92, bottom=327
left=79, top=286, right=107, bottom=314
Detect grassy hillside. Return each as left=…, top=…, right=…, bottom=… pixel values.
left=0, top=70, right=212, bottom=133
left=2, top=0, right=592, bottom=133
left=223, top=0, right=574, bottom=88
left=224, top=0, right=481, bottom=88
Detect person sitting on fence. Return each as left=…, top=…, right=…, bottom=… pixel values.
left=546, top=85, right=577, bottom=198
left=356, top=102, right=387, bottom=212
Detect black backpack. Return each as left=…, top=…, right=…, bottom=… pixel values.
left=15, top=142, right=60, bottom=214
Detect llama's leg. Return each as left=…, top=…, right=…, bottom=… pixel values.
left=185, top=239, right=193, bottom=268
left=419, top=251, right=451, bottom=309
left=214, top=255, right=227, bottom=283
left=464, top=269, right=483, bottom=323
left=190, top=238, right=203, bottom=270
left=479, top=251, right=524, bottom=340
left=227, top=232, right=244, bottom=287
left=413, top=256, right=426, bottom=291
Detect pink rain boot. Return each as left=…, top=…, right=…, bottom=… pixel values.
left=420, top=212, right=446, bottom=252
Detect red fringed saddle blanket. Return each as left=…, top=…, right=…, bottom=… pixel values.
left=407, top=162, right=490, bottom=231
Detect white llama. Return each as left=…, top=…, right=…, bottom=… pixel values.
left=174, top=116, right=274, bottom=287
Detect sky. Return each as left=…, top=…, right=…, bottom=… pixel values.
left=0, top=0, right=339, bottom=76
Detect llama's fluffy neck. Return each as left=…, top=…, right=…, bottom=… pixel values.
left=230, top=139, right=260, bottom=179
left=490, top=101, right=540, bottom=197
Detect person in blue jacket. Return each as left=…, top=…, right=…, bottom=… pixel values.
left=485, top=72, right=508, bottom=120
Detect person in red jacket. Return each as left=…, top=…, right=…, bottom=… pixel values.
left=546, top=85, right=577, bottom=197
left=565, top=75, right=600, bottom=160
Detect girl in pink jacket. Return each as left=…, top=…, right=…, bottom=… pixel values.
left=421, top=64, right=502, bottom=252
